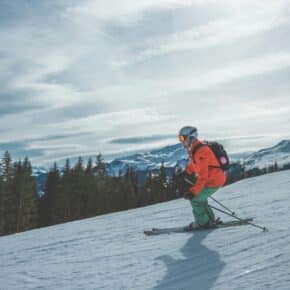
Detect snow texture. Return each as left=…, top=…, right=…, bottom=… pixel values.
left=1, top=170, right=290, bottom=290
left=244, top=140, right=290, bottom=169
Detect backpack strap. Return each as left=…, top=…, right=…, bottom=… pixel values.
left=190, top=142, right=206, bottom=163
left=191, top=142, right=221, bottom=169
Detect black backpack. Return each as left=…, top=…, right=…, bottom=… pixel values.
left=191, top=141, right=230, bottom=171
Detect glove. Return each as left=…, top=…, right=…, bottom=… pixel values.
left=183, top=192, right=193, bottom=200
left=184, top=172, right=197, bottom=185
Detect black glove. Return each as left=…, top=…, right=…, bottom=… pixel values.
left=183, top=172, right=197, bottom=185
left=183, top=192, right=193, bottom=200
left=176, top=171, right=196, bottom=189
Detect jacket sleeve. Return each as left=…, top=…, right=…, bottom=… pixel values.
left=191, top=151, right=209, bottom=195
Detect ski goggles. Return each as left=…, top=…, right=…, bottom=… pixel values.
left=178, top=135, right=186, bottom=142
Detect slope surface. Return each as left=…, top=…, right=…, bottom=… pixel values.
left=1, top=171, right=290, bottom=290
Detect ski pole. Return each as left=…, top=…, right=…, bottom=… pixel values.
left=209, top=196, right=235, bottom=216
left=209, top=204, right=268, bottom=232
left=184, top=177, right=235, bottom=215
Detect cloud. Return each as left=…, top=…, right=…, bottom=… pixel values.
left=96, top=51, right=290, bottom=111
left=110, top=134, right=175, bottom=145
left=47, top=108, right=175, bottom=137
left=0, top=0, right=290, bottom=165
left=161, top=51, right=290, bottom=93
left=67, top=0, right=192, bottom=26
left=112, top=1, right=290, bottom=67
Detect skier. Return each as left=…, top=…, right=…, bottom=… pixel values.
left=178, top=126, right=227, bottom=228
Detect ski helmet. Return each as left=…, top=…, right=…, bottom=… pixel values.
left=178, top=126, right=198, bottom=144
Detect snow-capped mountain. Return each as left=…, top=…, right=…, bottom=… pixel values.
left=1, top=170, right=290, bottom=289
left=243, top=140, right=290, bottom=169
left=106, top=143, right=188, bottom=176
left=32, top=166, right=48, bottom=176
left=107, top=140, right=290, bottom=175
left=32, top=140, right=290, bottom=190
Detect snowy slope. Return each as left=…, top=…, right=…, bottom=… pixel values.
left=1, top=170, right=290, bottom=290
left=244, top=140, right=290, bottom=169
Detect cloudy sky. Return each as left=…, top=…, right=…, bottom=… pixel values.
left=1, top=0, right=290, bottom=166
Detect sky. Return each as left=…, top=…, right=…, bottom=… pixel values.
left=1, top=0, right=290, bottom=166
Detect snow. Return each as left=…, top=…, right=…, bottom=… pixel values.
left=244, top=140, right=290, bottom=169
left=107, top=143, right=188, bottom=174
left=1, top=170, right=290, bottom=290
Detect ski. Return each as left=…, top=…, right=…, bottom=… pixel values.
left=143, top=218, right=253, bottom=236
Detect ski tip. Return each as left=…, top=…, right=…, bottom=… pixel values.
left=144, top=229, right=156, bottom=236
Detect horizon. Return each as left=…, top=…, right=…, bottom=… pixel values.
left=1, top=136, right=290, bottom=170
left=1, top=1, right=290, bottom=166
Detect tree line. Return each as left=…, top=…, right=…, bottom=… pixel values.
left=225, top=161, right=289, bottom=184
left=1, top=150, right=289, bottom=236
left=39, top=155, right=182, bottom=227
left=0, top=152, right=181, bottom=236
left=0, top=151, right=38, bottom=235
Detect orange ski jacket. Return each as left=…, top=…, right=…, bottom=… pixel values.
left=186, top=139, right=227, bottom=195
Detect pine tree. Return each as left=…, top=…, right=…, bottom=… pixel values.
left=0, top=171, right=4, bottom=235
left=124, top=167, right=137, bottom=209
left=109, top=176, right=124, bottom=212
left=14, top=157, right=39, bottom=232
left=151, top=162, right=168, bottom=203
left=170, top=169, right=181, bottom=199
left=144, top=170, right=154, bottom=205
left=84, top=158, right=96, bottom=217
left=64, top=159, right=71, bottom=177
left=95, top=154, right=107, bottom=177
left=71, top=157, right=85, bottom=219
left=1, top=151, right=17, bottom=234
left=95, top=154, right=111, bottom=214
left=2, top=151, right=12, bottom=182
left=61, top=158, right=72, bottom=221
left=44, top=162, right=60, bottom=224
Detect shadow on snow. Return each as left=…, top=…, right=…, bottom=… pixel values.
left=153, top=231, right=225, bottom=290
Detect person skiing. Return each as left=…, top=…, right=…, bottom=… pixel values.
left=178, top=126, right=227, bottom=228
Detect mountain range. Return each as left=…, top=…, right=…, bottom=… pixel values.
left=105, top=139, right=290, bottom=174
left=243, top=140, right=290, bottom=169
left=33, top=139, right=290, bottom=192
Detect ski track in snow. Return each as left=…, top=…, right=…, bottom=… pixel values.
left=1, top=171, right=290, bottom=290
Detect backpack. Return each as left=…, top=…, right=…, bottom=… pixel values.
left=191, top=141, right=230, bottom=171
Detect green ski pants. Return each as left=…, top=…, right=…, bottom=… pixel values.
left=190, top=187, right=220, bottom=226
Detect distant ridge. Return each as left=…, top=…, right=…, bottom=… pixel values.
left=243, top=140, right=290, bottom=169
